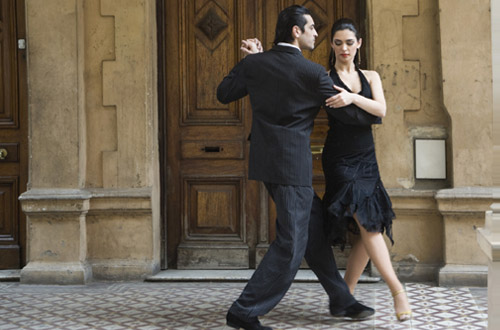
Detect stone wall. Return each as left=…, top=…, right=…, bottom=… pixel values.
left=20, top=0, right=160, bottom=283
left=18, top=0, right=497, bottom=284
left=368, top=0, right=497, bottom=284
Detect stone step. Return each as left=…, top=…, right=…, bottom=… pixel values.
left=145, top=269, right=380, bottom=283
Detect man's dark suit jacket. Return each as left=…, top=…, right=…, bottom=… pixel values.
left=217, top=45, right=379, bottom=186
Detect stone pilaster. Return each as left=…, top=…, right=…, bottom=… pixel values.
left=438, top=0, right=493, bottom=187
left=19, top=190, right=92, bottom=284
left=20, top=0, right=90, bottom=284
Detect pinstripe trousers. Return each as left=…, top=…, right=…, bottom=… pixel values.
left=229, top=183, right=355, bottom=319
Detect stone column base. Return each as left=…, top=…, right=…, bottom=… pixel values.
left=436, top=187, right=498, bottom=286
left=21, top=261, right=92, bottom=285
left=19, top=189, right=91, bottom=285
left=438, top=264, right=487, bottom=286
left=90, top=259, right=159, bottom=281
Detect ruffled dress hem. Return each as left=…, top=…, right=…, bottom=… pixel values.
left=323, top=178, right=395, bottom=250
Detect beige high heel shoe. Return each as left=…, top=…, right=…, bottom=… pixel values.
left=392, top=289, right=412, bottom=322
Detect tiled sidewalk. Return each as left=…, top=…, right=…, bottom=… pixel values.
left=0, top=281, right=487, bottom=329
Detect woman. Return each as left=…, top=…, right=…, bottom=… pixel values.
left=322, top=18, right=411, bottom=322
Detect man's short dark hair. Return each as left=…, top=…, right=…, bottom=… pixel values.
left=273, top=5, right=311, bottom=45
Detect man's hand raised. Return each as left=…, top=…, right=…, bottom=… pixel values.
left=241, top=38, right=263, bottom=55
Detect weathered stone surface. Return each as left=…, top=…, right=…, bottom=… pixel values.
left=26, top=0, right=82, bottom=188
left=368, top=0, right=421, bottom=189
left=100, top=0, right=156, bottom=189
left=439, top=0, right=493, bottom=187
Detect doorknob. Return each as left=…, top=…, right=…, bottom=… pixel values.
left=311, top=145, right=324, bottom=155
left=0, top=148, right=7, bottom=160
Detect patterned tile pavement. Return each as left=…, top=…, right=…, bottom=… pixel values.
left=0, top=281, right=487, bottom=330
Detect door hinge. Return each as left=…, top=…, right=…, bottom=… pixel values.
left=18, top=39, right=26, bottom=50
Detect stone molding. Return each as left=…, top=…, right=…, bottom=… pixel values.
left=388, top=188, right=439, bottom=216
left=19, top=189, right=92, bottom=214
left=20, top=188, right=152, bottom=213
left=87, top=188, right=152, bottom=215
left=436, top=187, right=496, bottom=216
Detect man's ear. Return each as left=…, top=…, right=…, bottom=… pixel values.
left=292, top=25, right=301, bottom=39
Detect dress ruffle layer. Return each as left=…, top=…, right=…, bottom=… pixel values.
left=323, top=176, right=395, bottom=250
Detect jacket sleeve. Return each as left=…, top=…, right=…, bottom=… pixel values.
left=317, top=70, right=382, bottom=126
left=217, top=59, right=248, bottom=104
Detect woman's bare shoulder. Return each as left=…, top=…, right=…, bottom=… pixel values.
left=360, top=69, right=381, bottom=83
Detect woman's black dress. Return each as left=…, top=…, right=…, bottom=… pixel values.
left=322, top=68, right=395, bottom=248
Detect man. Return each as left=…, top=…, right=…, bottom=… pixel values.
left=217, top=5, right=378, bottom=330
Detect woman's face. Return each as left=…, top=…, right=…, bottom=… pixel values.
left=331, top=29, right=362, bottom=64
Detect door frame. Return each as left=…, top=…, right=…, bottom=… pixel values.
left=17, top=0, right=28, bottom=269
left=156, top=0, right=168, bottom=269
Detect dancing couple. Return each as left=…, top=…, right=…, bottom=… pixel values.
left=217, top=5, right=411, bottom=330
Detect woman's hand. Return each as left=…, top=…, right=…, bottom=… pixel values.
left=326, top=85, right=355, bottom=108
left=241, top=38, right=263, bottom=55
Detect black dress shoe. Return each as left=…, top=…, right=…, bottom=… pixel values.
left=330, top=301, right=375, bottom=320
left=226, top=311, right=273, bottom=330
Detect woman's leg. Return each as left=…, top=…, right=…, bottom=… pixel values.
left=352, top=213, right=411, bottom=318
left=343, top=235, right=370, bottom=294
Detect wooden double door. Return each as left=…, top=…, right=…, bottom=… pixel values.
left=159, top=0, right=365, bottom=269
left=0, top=0, right=27, bottom=269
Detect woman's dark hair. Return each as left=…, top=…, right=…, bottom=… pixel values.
left=273, top=5, right=311, bottom=45
left=328, top=18, right=362, bottom=71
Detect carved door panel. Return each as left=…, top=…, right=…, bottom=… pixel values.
left=160, top=0, right=364, bottom=269
left=0, top=0, right=27, bottom=269
left=162, top=0, right=261, bottom=269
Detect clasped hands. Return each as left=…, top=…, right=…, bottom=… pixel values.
left=241, top=38, right=263, bottom=55
left=240, top=38, right=354, bottom=108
